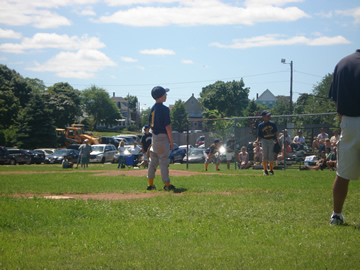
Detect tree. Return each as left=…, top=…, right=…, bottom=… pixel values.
left=44, top=82, right=82, bottom=128
left=199, top=79, right=250, bottom=117
left=170, top=100, right=188, bottom=132
left=140, top=107, right=151, bottom=127
left=293, top=73, right=335, bottom=125
left=125, top=95, right=139, bottom=126
left=14, top=93, right=57, bottom=149
left=0, top=64, right=33, bottom=108
left=0, top=90, right=20, bottom=129
left=272, top=96, right=290, bottom=116
left=82, top=85, right=122, bottom=128
left=24, top=78, right=46, bottom=93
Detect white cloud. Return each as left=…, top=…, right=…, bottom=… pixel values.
left=0, top=28, right=22, bottom=39
left=0, top=33, right=105, bottom=54
left=336, top=7, right=360, bottom=24
left=0, top=1, right=71, bottom=28
left=97, top=0, right=309, bottom=26
left=121, top=56, right=138, bottom=62
left=80, top=8, right=97, bottom=16
left=209, top=34, right=351, bottom=49
left=27, top=49, right=117, bottom=79
left=181, top=59, right=194, bottom=64
left=140, top=48, right=175, bottom=55
left=315, top=11, right=333, bottom=19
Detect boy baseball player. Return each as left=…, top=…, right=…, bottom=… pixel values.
left=255, top=110, right=278, bottom=175
left=147, top=86, right=176, bottom=191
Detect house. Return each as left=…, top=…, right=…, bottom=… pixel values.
left=184, top=93, right=203, bottom=131
left=111, top=93, right=135, bottom=127
left=255, top=89, right=278, bottom=108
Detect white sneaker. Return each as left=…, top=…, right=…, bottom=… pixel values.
left=330, top=214, right=344, bottom=225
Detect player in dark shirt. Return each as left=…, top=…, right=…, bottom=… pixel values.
left=147, top=86, right=176, bottom=191
left=328, top=49, right=360, bottom=225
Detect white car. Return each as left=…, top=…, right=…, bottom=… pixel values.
left=89, top=144, right=118, bottom=163
left=179, top=145, right=194, bottom=152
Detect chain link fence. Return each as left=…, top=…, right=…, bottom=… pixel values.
left=173, top=112, right=339, bottom=170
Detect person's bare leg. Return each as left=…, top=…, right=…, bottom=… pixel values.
left=333, top=175, right=350, bottom=214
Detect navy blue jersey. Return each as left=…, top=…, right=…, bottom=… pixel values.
left=257, top=121, right=277, bottom=140
left=149, top=103, right=171, bottom=135
left=329, top=49, right=360, bottom=117
left=141, top=133, right=152, bottom=152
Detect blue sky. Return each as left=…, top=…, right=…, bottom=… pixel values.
left=1, top=0, right=359, bottom=110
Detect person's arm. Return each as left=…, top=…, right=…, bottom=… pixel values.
left=165, top=124, right=174, bottom=150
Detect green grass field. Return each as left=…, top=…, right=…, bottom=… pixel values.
left=1, top=163, right=359, bottom=269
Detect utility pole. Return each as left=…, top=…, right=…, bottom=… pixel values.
left=281, top=59, right=293, bottom=116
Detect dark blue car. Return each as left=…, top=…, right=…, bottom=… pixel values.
left=169, top=143, right=186, bottom=164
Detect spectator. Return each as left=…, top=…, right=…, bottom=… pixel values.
left=317, top=127, right=329, bottom=140
left=312, top=136, right=319, bottom=153
left=62, top=156, right=73, bottom=169
left=330, top=130, right=340, bottom=146
left=278, top=129, right=292, bottom=148
left=131, top=142, right=142, bottom=160
left=237, top=146, right=251, bottom=169
left=318, top=139, right=326, bottom=153
left=305, top=151, right=328, bottom=171
left=291, top=130, right=306, bottom=151
left=117, top=141, right=126, bottom=169
left=324, top=138, right=333, bottom=151
left=78, top=139, right=92, bottom=169
left=277, top=141, right=292, bottom=163
left=326, top=147, right=337, bottom=171
left=226, top=134, right=236, bottom=170
left=253, top=142, right=262, bottom=165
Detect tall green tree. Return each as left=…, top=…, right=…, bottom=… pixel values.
left=272, top=96, right=290, bottom=116
left=0, top=90, right=20, bottom=129
left=293, top=73, right=335, bottom=125
left=140, top=107, right=151, bottom=127
left=44, top=82, right=82, bottom=128
left=15, top=93, right=57, bottom=149
left=199, top=79, right=250, bottom=117
left=82, top=85, right=122, bottom=128
left=170, top=100, right=188, bottom=132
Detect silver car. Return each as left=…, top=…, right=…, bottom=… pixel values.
left=89, top=144, right=118, bottom=163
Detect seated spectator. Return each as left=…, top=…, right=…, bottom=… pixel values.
left=312, top=136, right=319, bottom=153
left=130, top=142, right=142, bottom=160
left=318, top=139, right=325, bottom=153
left=253, top=142, right=262, bottom=165
left=305, top=151, right=328, bottom=171
left=237, top=146, right=251, bottom=169
left=291, top=130, right=306, bottom=151
left=326, top=147, right=337, bottom=171
left=324, top=138, right=333, bottom=151
left=330, top=130, right=340, bottom=146
left=277, top=141, right=293, bottom=162
left=317, top=127, right=329, bottom=140
left=62, top=156, right=73, bottom=169
left=278, top=129, right=292, bottom=148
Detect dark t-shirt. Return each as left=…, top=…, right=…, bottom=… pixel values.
left=141, top=133, right=152, bottom=152
left=257, top=121, right=277, bottom=140
left=329, top=49, right=360, bottom=117
left=226, top=139, right=235, bottom=152
left=149, top=103, right=171, bottom=135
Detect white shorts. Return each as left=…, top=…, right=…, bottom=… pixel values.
left=226, top=152, right=235, bottom=161
left=337, top=116, right=360, bottom=180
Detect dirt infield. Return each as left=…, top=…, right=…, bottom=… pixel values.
left=2, top=169, right=226, bottom=201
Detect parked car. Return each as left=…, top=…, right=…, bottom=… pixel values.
left=8, top=149, right=32, bottom=165
left=0, top=146, right=10, bottom=164
left=25, top=150, right=45, bottom=164
left=45, top=149, right=79, bottom=164
left=33, top=148, right=56, bottom=156
left=169, top=143, right=186, bottom=164
left=183, top=148, right=206, bottom=163
left=115, top=135, right=134, bottom=145
left=98, top=136, right=119, bottom=148
left=196, top=136, right=205, bottom=146
left=179, top=144, right=194, bottom=152
left=89, top=144, right=118, bottom=163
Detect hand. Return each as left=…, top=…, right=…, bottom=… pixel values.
left=170, top=143, right=174, bottom=150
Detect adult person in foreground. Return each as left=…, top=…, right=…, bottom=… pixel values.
left=329, top=49, right=360, bottom=225
left=254, top=110, right=279, bottom=176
